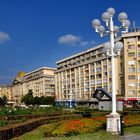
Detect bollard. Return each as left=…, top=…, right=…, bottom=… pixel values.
left=120, top=115, right=124, bottom=135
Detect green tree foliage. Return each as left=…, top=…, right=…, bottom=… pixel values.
left=39, top=96, right=55, bottom=105
left=0, top=95, right=8, bottom=107
left=2, top=95, right=7, bottom=106
left=0, top=97, right=3, bottom=106
left=32, top=96, right=40, bottom=105
left=46, top=96, right=55, bottom=105
left=21, top=90, right=55, bottom=106
left=21, top=89, right=33, bottom=105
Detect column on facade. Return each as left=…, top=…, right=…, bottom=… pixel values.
left=64, top=71, right=68, bottom=100
left=42, top=77, right=45, bottom=96
left=89, top=64, right=91, bottom=99
left=70, top=69, right=72, bottom=100
left=74, top=68, right=77, bottom=101
left=136, top=37, right=138, bottom=97
left=83, top=65, right=85, bottom=100
left=61, top=72, right=64, bottom=100
left=58, top=73, right=61, bottom=100
left=78, top=67, right=81, bottom=100
left=55, top=74, right=58, bottom=99
left=94, top=62, right=97, bottom=90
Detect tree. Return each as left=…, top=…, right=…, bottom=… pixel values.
left=32, top=96, right=40, bottom=105
left=39, top=96, right=55, bottom=105
left=0, top=97, right=3, bottom=107
left=21, top=89, right=33, bottom=105
left=2, top=95, right=7, bottom=106
left=39, top=96, right=46, bottom=105
left=46, top=96, right=55, bottom=105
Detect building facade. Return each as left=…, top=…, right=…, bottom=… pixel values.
left=12, top=71, right=25, bottom=102
left=22, top=67, right=56, bottom=97
left=12, top=67, right=56, bottom=102
left=0, top=86, right=13, bottom=101
left=55, top=31, right=140, bottom=107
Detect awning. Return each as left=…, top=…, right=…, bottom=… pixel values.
left=125, top=98, right=137, bottom=101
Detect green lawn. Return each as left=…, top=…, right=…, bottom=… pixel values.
left=12, top=123, right=119, bottom=140
left=125, top=125, right=140, bottom=134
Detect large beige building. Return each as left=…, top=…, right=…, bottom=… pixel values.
left=0, top=86, right=13, bottom=101
left=12, top=67, right=56, bottom=102
left=12, top=71, right=26, bottom=101
left=22, top=67, right=55, bottom=97
left=55, top=31, right=140, bottom=107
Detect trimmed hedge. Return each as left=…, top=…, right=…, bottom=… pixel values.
left=0, top=114, right=82, bottom=140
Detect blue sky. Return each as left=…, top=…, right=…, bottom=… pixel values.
left=0, top=0, right=140, bottom=84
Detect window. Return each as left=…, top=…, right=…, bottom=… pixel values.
left=128, top=68, right=135, bottom=72
left=90, top=63, right=94, bottom=66
left=96, top=61, right=101, bottom=65
left=138, top=68, right=140, bottom=72
left=96, top=67, right=101, bottom=72
left=103, top=79, right=107, bottom=83
left=128, top=52, right=135, bottom=57
left=96, top=80, right=102, bottom=84
left=90, top=75, right=95, bottom=79
left=127, top=101, right=133, bottom=105
left=128, top=90, right=136, bottom=95
left=138, top=44, right=140, bottom=49
left=104, top=85, right=107, bottom=90
left=138, top=52, right=140, bottom=57
left=128, top=45, right=135, bottom=49
left=128, top=75, right=135, bottom=80
left=126, top=38, right=136, bottom=42
left=138, top=75, right=140, bottom=80
left=128, top=83, right=136, bottom=87
left=138, top=60, right=140, bottom=65
left=90, top=69, right=94, bottom=73
left=128, top=61, right=135, bottom=65
left=96, top=74, right=102, bottom=78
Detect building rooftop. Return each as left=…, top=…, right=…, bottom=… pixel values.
left=56, top=30, right=140, bottom=65
left=24, top=67, right=56, bottom=76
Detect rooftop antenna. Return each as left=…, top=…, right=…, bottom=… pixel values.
left=132, top=21, right=136, bottom=32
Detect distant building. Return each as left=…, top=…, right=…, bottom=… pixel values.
left=12, top=71, right=26, bottom=102
left=12, top=67, right=56, bottom=102
left=55, top=31, right=140, bottom=107
left=22, top=67, right=56, bottom=97
left=0, top=85, right=13, bottom=101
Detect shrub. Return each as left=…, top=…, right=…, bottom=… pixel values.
left=82, top=111, right=91, bottom=118
left=0, top=120, right=8, bottom=127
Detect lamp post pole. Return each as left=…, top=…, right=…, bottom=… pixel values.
left=110, top=17, right=117, bottom=115
left=92, top=7, right=130, bottom=134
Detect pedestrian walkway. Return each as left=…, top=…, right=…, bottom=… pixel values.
left=120, top=134, right=140, bottom=140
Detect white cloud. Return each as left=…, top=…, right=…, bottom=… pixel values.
left=58, top=34, right=81, bottom=46
left=58, top=34, right=97, bottom=48
left=79, top=41, right=89, bottom=47
left=79, top=40, right=96, bottom=47
left=0, top=31, right=10, bottom=43
left=91, top=40, right=96, bottom=45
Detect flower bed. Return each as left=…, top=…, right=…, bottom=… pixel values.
left=124, top=113, right=140, bottom=127
left=52, top=116, right=106, bottom=137
left=49, top=113, right=140, bottom=137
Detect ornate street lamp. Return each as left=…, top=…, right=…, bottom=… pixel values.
left=92, top=7, right=130, bottom=134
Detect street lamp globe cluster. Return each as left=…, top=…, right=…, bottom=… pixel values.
left=92, top=7, right=130, bottom=134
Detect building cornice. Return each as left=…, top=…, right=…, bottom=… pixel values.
left=122, top=31, right=140, bottom=38
left=24, top=67, right=56, bottom=77
left=56, top=37, right=122, bottom=65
